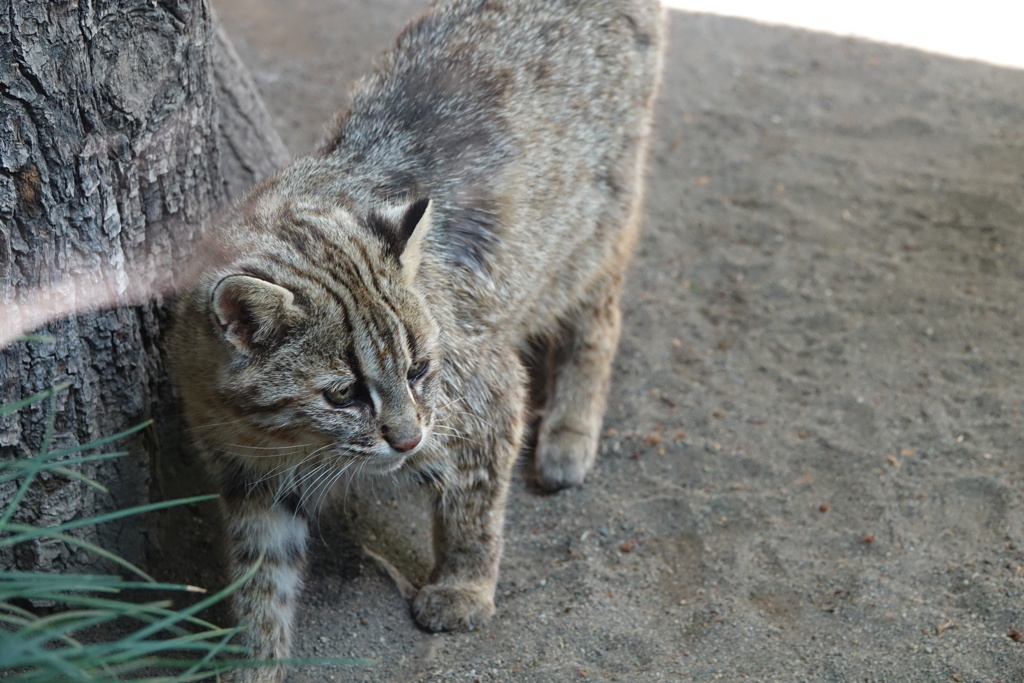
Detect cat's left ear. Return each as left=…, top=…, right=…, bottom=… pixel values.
left=397, top=198, right=432, bottom=286
left=369, top=198, right=433, bottom=285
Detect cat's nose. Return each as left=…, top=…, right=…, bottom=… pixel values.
left=387, top=431, right=422, bottom=453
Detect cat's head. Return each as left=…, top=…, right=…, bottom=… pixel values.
left=187, top=195, right=443, bottom=476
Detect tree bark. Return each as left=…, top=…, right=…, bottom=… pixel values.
left=0, top=0, right=287, bottom=574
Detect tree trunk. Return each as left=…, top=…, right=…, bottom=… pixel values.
left=0, top=0, right=287, bottom=574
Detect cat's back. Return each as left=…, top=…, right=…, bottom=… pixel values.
left=324, top=0, right=663, bottom=192
left=313, top=0, right=663, bottom=329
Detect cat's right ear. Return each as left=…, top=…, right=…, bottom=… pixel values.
left=211, top=275, right=299, bottom=352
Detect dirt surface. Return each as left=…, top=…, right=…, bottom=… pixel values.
left=207, top=1, right=1024, bottom=680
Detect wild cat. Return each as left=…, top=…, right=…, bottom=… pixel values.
left=170, top=0, right=664, bottom=679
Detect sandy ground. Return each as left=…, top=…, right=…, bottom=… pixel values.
left=203, top=1, right=1024, bottom=680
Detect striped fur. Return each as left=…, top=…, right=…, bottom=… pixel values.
left=171, top=1, right=664, bottom=680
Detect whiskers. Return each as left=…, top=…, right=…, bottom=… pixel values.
left=218, top=443, right=315, bottom=459
left=187, top=416, right=252, bottom=433
left=292, top=451, right=359, bottom=516
left=433, top=396, right=486, bottom=447
left=203, top=393, right=487, bottom=520
left=268, top=443, right=381, bottom=518
left=213, top=437, right=395, bottom=519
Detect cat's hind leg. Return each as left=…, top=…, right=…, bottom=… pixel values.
left=535, top=275, right=624, bottom=491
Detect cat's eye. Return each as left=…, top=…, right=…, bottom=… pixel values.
left=407, top=359, right=430, bottom=383
left=323, top=382, right=356, bottom=408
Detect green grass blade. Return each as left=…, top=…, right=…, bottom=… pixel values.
left=0, top=571, right=210, bottom=596
left=16, top=607, right=124, bottom=642
left=0, top=494, right=219, bottom=549
left=0, top=610, right=33, bottom=628
left=0, top=452, right=125, bottom=485
left=0, top=393, right=257, bottom=682
left=2, top=598, right=235, bottom=669
left=179, top=626, right=240, bottom=679
left=0, top=389, right=64, bottom=528
left=0, top=525, right=155, bottom=582
left=39, top=465, right=110, bottom=493
left=0, top=452, right=130, bottom=486
left=118, top=556, right=263, bottom=649
left=43, top=420, right=153, bottom=459
left=0, top=571, right=133, bottom=591
left=0, top=603, right=36, bottom=622
left=11, top=333, right=56, bottom=344
left=0, top=383, right=69, bottom=418
left=37, top=384, right=59, bottom=458
left=2, top=593, right=220, bottom=638
left=0, top=465, right=37, bottom=529
left=4, top=644, right=90, bottom=681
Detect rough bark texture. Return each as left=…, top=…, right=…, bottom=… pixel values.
left=0, top=0, right=287, bottom=574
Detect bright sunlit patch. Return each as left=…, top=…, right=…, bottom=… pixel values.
left=662, top=1, right=1024, bottom=70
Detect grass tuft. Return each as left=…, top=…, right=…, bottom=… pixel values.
left=0, top=382, right=373, bottom=680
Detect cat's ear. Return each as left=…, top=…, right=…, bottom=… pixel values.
left=397, top=198, right=432, bottom=286
left=368, top=198, right=433, bottom=284
left=211, top=275, right=299, bottom=352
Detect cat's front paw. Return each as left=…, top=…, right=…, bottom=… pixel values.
left=412, top=582, right=495, bottom=632
left=535, top=427, right=597, bottom=491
